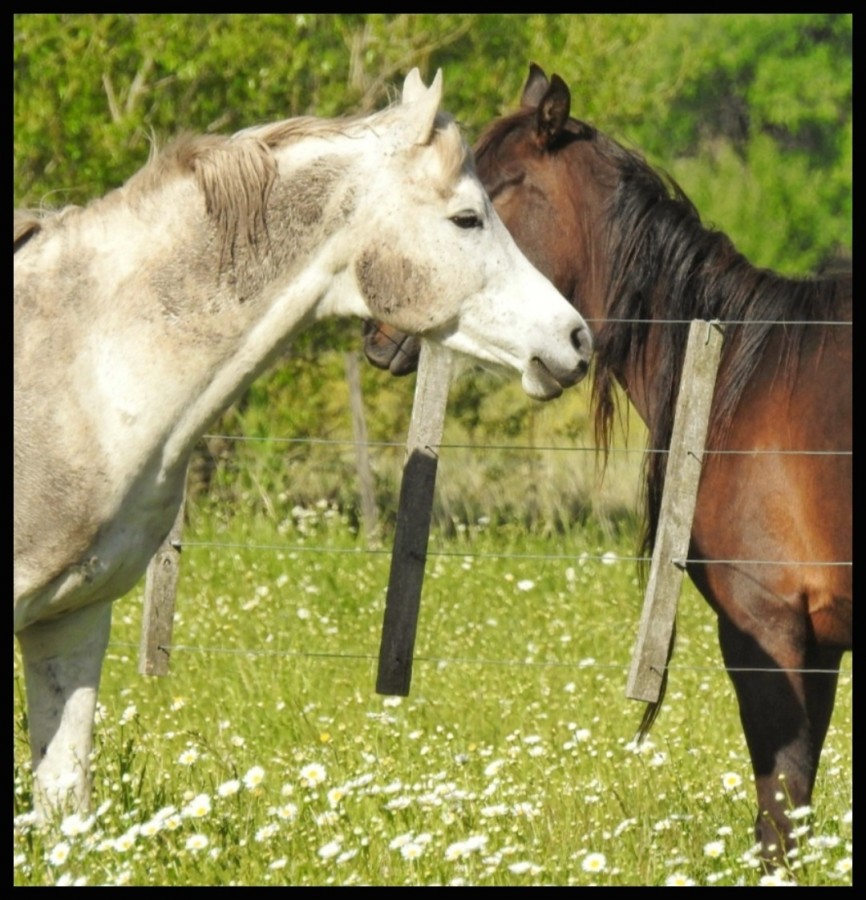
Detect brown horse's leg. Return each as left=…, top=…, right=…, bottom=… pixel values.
left=800, top=644, right=843, bottom=790
left=716, top=616, right=818, bottom=864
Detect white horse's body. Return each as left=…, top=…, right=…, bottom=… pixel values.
left=14, top=70, right=591, bottom=818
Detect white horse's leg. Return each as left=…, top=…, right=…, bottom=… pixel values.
left=16, top=601, right=112, bottom=821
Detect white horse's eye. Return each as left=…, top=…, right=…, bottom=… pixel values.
left=450, top=211, right=483, bottom=230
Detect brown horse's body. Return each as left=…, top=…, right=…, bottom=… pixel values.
left=684, top=312, right=850, bottom=857
left=365, top=65, right=851, bottom=862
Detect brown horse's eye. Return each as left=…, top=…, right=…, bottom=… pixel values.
left=450, top=212, right=483, bottom=230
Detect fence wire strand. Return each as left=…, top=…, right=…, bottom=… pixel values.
left=203, top=433, right=850, bottom=457
left=178, top=540, right=851, bottom=568
left=110, top=640, right=850, bottom=679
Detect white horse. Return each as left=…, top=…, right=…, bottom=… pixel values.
left=14, top=69, right=592, bottom=819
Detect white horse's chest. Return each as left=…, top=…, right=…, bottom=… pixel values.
left=15, top=466, right=185, bottom=631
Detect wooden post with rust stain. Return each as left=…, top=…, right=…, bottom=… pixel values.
left=344, top=350, right=379, bottom=542
left=626, top=320, right=724, bottom=703
left=139, top=495, right=185, bottom=676
left=376, top=341, right=452, bottom=696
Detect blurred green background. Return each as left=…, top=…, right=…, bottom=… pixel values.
left=14, top=14, right=852, bottom=533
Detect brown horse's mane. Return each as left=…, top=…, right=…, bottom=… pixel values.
left=592, top=137, right=850, bottom=560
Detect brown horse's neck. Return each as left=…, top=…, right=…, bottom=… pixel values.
left=588, top=194, right=843, bottom=560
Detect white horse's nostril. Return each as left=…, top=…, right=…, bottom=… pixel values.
left=571, top=325, right=592, bottom=356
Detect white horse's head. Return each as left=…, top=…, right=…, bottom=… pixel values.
left=327, top=69, right=592, bottom=399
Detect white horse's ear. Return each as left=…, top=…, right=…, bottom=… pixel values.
left=401, top=67, right=426, bottom=104
left=400, top=68, right=443, bottom=146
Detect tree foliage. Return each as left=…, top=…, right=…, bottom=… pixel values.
left=14, top=15, right=851, bottom=506
left=15, top=13, right=850, bottom=272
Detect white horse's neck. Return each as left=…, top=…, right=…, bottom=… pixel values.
left=80, top=140, right=369, bottom=479
left=14, top=138, right=370, bottom=614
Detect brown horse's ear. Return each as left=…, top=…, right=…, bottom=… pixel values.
left=535, top=73, right=571, bottom=150
left=521, top=62, right=550, bottom=107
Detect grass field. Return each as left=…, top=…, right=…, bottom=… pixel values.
left=13, top=501, right=852, bottom=886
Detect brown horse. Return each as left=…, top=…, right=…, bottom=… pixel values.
left=364, top=64, right=851, bottom=862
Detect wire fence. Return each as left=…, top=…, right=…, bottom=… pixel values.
left=128, top=314, right=851, bottom=681
left=128, top=427, right=851, bottom=678
left=112, top=638, right=851, bottom=678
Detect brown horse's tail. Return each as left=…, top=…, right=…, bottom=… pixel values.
left=633, top=619, right=677, bottom=743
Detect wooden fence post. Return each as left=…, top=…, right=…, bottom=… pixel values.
left=344, top=350, right=379, bottom=542
left=376, top=341, right=452, bottom=696
left=626, top=320, right=724, bottom=704
left=139, top=492, right=185, bottom=676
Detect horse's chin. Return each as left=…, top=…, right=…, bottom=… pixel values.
left=387, top=342, right=420, bottom=376
left=521, top=358, right=565, bottom=401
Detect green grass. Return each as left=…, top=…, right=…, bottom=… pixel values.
left=13, top=504, right=852, bottom=886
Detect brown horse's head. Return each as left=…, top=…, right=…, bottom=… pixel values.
left=472, top=64, right=611, bottom=318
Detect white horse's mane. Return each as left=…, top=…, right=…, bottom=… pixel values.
left=14, top=105, right=469, bottom=266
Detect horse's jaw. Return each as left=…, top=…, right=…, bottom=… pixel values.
left=521, top=356, right=569, bottom=400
